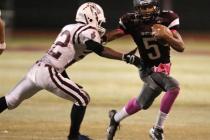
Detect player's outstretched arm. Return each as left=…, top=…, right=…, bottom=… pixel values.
left=85, top=40, right=142, bottom=69
left=0, top=17, right=6, bottom=55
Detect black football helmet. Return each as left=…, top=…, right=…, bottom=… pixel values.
left=133, top=0, right=160, bottom=21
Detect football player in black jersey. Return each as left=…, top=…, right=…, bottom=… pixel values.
left=105, top=0, right=185, bottom=140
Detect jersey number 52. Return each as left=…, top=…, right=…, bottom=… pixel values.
left=48, top=30, right=71, bottom=59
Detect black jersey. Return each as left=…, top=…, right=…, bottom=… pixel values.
left=119, top=10, right=179, bottom=68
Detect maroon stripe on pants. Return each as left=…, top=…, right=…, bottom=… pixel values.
left=48, top=66, right=83, bottom=106
left=54, top=69, right=89, bottom=105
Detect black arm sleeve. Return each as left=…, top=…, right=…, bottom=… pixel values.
left=85, top=40, right=104, bottom=55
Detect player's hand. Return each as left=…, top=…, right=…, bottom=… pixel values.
left=122, top=53, right=145, bottom=70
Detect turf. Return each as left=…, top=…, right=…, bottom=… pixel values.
left=0, top=36, right=210, bottom=140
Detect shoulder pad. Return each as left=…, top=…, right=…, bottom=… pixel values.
left=162, top=10, right=174, bottom=13
left=80, top=27, right=101, bottom=44
left=161, top=10, right=179, bottom=19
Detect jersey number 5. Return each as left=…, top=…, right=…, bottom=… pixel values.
left=143, top=37, right=161, bottom=60
left=48, top=30, right=71, bottom=59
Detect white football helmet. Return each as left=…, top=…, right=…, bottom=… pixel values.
left=76, top=2, right=106, bottom=36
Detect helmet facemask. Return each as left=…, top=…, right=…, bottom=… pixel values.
left=133, top=0, right=160, bottom=22
left=97, top=20, right=106, bottom=37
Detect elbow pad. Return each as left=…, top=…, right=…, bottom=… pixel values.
left=85, top=40, right=104, bottom=55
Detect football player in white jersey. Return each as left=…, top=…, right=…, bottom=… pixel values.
left=0, top=2, right=142, bottom=140
left=0, top=10, right=6, bottom=55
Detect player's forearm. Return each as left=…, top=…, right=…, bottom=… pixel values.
left=100, top=47, right=122, bottom=60
left=85, top=40, right=142, bottom=68
left=85, top=39, right=122, bottom=60
left=165, top=31, right=185, bottom=52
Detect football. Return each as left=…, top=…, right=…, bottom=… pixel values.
left=152, top=24, right=173, bottom=38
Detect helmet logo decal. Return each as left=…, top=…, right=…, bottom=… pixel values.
left=83, top=3, right=101, bottom=15
left=91, top=31, right=96, bottom=39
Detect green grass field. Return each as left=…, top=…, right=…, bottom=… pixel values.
left=0, top=35, right=210, bottom=140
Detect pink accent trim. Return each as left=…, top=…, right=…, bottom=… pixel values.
left=125, top=98, right=141, bottom=115
left=116, top=28, right=126, bottom=34
left=153, top=63, right=171, bottom=75
left=160, top=87, right=180, bottom=114
left=170, top=29, right=176, bottom=33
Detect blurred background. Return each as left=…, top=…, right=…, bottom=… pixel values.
left=0, top=1, right=210, bottom=140
left=1, top=0, right=210, bottom=32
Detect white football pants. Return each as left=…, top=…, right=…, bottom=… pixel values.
left=5, top=62, right=90, bottom=109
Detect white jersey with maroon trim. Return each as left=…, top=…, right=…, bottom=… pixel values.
left=41, top=23, right=101, bottom=72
